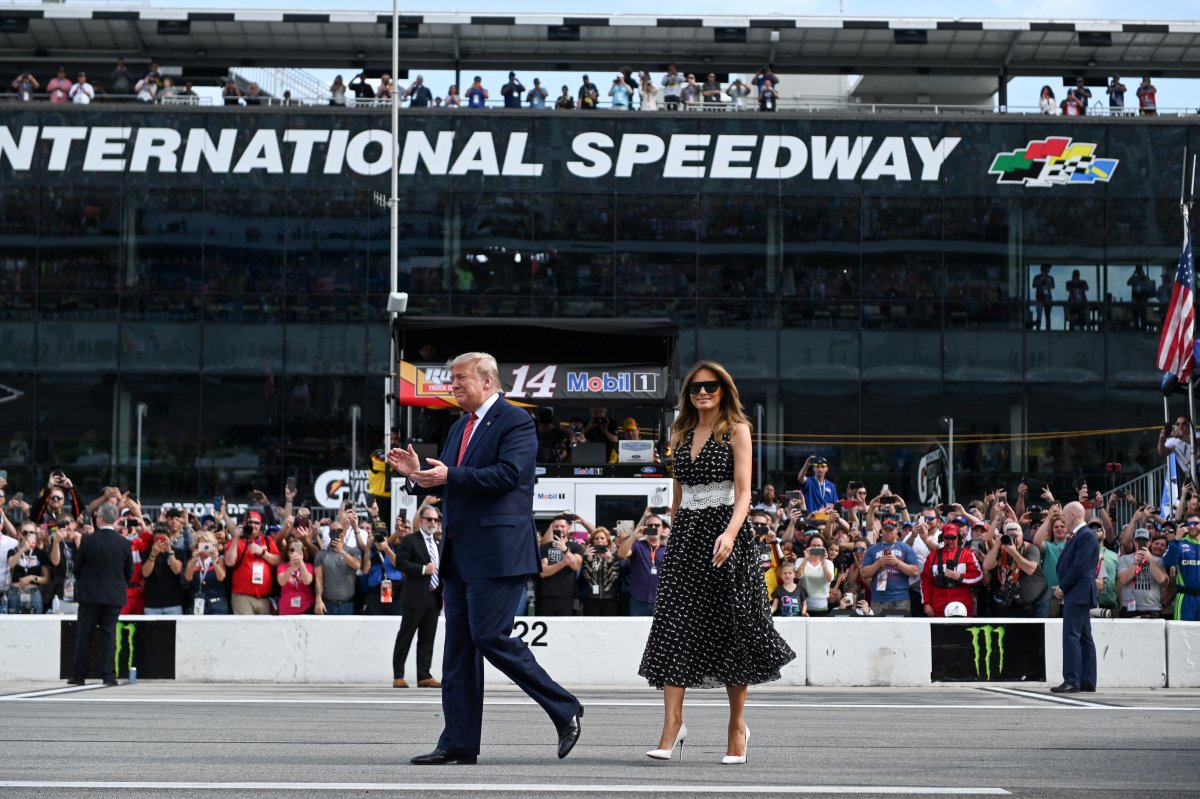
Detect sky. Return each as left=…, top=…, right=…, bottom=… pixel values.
left=26, top=0, right=1200, bottom=110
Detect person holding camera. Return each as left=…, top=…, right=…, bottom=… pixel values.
left=860, top=516, right=919, bottom=615
left=920, top=523, right=982, bottom=617
left=276, top=539, right=315, bottom=615
left=617, top=513, right=667, bottom=616
left=6, top=525, right=49, bottom=614
left=314, top=516, right=363, bottom=616
left=363, top=519, right=405, bottom=619
left=185, top=533, right=228, bottom=615
left=581, top=528, right=619, bottom=616
left=11, top=70, right=40, bottom=102
left=982, top=521, right=1048, bottom=617
left=539, top=515, right=584, bottom=616
left=224, top=510, right=281, bottom=615
left=142, top=523, right=185, bottom=615
left=798, top=537, right=835, bottom=616
left=1116, top=528, right=1168, bottom=618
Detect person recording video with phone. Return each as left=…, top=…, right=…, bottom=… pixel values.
left=186, top=533, right=229, bottom=615
left=616, top=512, right=666, bottom=617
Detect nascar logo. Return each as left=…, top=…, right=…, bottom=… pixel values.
left=988, top=137, right=1118, bottom=187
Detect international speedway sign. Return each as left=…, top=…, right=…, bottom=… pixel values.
left=0, top=124, right=961, bottom=182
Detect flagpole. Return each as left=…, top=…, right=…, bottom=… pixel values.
left=1185, top=155, right=1197, bottom=488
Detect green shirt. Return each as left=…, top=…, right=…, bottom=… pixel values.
left=1043, top=541, right=1066, bottom=588
left=1098, top=548, right=1119, bottom=608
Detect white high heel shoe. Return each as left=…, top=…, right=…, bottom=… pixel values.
left=721, top=725, right=750, bottom=765
left=646, top=724, right=687, bottom=761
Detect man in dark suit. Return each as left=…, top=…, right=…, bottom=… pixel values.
left=1052, top=501, right=1100, bottom=693
left=69, top=502, right=133, bottom=686
left=392, top=505, right=444, bottom=689
left=389, top=352, right=582, bottom=765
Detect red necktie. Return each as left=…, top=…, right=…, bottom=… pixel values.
left=456, top=413, right=477, bottom=466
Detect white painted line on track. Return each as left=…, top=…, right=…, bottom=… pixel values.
left=0, top=781, right=1011, bottom=794
left=0, top=684, right=109, bottom=700
left=977, top=685, right=1110, bottom=708
left=0, top=694, right=1192, bottom=710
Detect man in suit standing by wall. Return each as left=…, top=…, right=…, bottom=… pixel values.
left=392, top=505, right=445, bottom=689
left=389, top=352, right=583, bottom=765
left=69, top=502, right=133, bottom=686
left=1052, top=501, right=1100, bottom=693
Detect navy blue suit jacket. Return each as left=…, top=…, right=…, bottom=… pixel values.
left=411, top=397, right=541, bottom=582
left=1057, top=524, right=1100, bottom=608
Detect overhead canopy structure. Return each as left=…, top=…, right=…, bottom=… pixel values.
left=2, top=7, right=1200, bottom=80
left=392, top=317, right=680, bottom=409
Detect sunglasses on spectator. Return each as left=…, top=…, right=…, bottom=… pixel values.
left=50, top=495, right=64, bottom=501
left=247, top=521, right=261, bottom=526
left=687, top=381, right=721, bottom=395
left=1187, top=520, right=1200, bottom=527
left=421, top=516, right=440, bottom=522
left=644, top=524, right=661, bottom=530
left=943, top=534, right=958, bottom=540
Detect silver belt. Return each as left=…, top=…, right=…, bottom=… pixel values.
left=680, top=481, right=735, bottom=511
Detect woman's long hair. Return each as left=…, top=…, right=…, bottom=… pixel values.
left=670, top=360, right=752, bottom=453
left=1040, top=85, right=1055, bottom=99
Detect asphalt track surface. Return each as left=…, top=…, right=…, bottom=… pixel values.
left=0, top=682, right=1196, bottom=798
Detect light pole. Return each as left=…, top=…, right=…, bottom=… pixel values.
left=350, top=405, right=362, bottom=501
left=135, top=402, right=148, bottom=500
left=938, top=415, right=955, bottom=505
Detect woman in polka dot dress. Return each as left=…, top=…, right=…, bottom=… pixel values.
left=639, top=360, right=795, bottom=764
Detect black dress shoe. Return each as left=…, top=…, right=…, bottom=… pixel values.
left=102, top=679, right=119, bottom=687
left=65, top=679, right=85, bottom=687
left=556, top=704, right=584, bottom=759
left=1080, top=685, right=1096, bottom=693
left=410, top=749, right=477, bottom=766
left=1050, top=682, right=1080, bottom=693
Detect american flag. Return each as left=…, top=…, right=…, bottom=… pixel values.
left=1157, top=230, right=1196, bottom=381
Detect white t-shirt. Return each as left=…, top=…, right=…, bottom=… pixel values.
left=1164, top=435, right=1195, bottom=476
left=0, top=534, right=18, bottom=593
left=70, top=82, right=94, bottom=104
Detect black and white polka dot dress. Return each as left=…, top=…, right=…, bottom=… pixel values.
left=639, top=429, right=796, bottom=689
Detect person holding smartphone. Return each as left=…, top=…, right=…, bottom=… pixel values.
left=798, top=537, right=835, bottom=616
left=186, top=534, right=229, bottom=615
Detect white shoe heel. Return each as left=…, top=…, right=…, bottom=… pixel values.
left=721, top=725, right=749, bottom=765
left=646, top=724, right=687, bottom=761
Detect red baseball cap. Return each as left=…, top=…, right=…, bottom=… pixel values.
left=246, top=510, right=263, bottom=522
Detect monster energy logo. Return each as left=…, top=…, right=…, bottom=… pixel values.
left=966, top=625, right=1006, bottom=679
left=114, top=621, right=137, bottom=675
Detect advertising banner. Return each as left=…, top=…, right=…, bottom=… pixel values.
left=399, top=360, right=669, bottom=407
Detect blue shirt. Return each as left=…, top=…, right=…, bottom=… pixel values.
left=465, top=86, right=487, bottom=108
left=627, top=538, right=665, bottom=603
left=862, top=541, right=918, bottom=603
left=802, top=477, right=839, bottom=513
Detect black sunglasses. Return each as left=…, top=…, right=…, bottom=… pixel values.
left=421, top=516, right=440, bottom=522
left=687, top=380, right=721, bottom=395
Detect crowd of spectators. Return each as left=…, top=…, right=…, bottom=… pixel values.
left=3, top=444, right=1197, bottom=622
left=1038, top=74, right=1158, bottom=117
left=9, top=59, right=201, bottom=105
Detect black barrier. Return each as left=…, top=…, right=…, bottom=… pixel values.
left=930, top=622, right=1045, bottom=682
left=59, top=619, right=176, bottom=680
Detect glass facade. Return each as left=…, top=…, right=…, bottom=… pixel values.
left=1, top=106, right=1194, bottom=501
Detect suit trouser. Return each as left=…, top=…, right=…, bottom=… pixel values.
left=73, top=602, right=122, bottom=682
left=1061, top=602, right=1097, bottom=688
left=394, top=589, right=442, bottom=680
left=437, top=553, right=578, bottom=755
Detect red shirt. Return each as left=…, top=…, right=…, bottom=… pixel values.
left=228, top=535, right=279, bottom=597
left=277, top=562, right=315, bottom=614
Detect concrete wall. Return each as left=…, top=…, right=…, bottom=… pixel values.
left=1166, top=622, right=1200, bottom=688
left=1042, top=619, right=1167, bottom=689
left=1, top=615, right=1189, bottom=687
